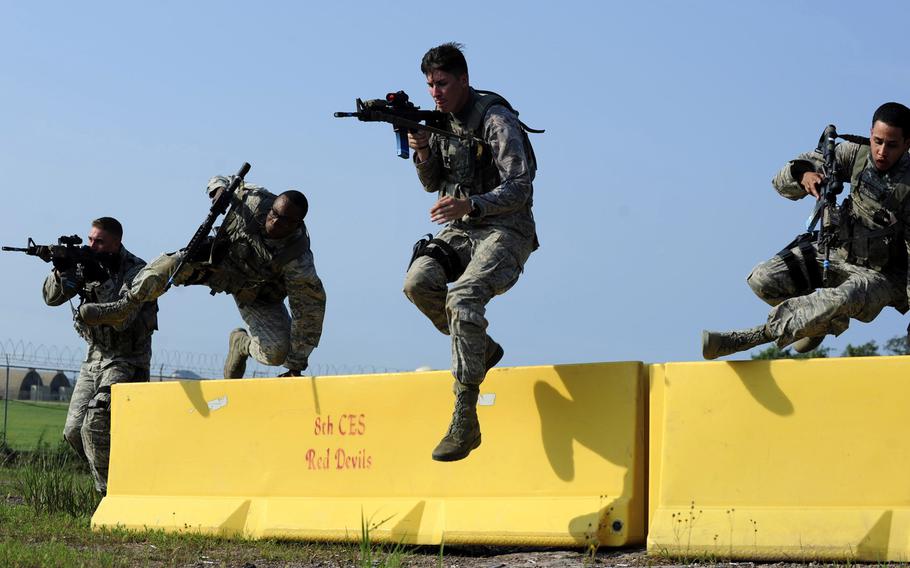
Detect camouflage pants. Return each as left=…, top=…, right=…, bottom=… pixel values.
left=746, top=239, right=904, bottom=346
left=126, top=251, right=189, bottom=303
left=63, top=349, right=149, bottom=493
left=403, top=226, right=533, bottom=386
left=129, top=251, right=299, bottom=368
left=234, top=296, right=297, bottom=366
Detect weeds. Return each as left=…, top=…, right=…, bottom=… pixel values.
left=13, top=441, right=99, bottom=517
left=357, top=510, right=413, bottom=568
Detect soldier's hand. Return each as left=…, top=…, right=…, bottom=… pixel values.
left=430, top=196, right=472, bottom=224
left=56, top=269, right=81, bottom=294
left=51, top=255, right=74, bottom=271
left=278, top=369, right=302, bottom=378
left=408, top=130, right=430, bottom=163
left=800, top=172, right=823, bottom=199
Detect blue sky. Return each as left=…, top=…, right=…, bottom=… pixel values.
left=2, top=1, right=908, bottom=376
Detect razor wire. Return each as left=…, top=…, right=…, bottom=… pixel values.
left=0, top=338, right=406, bottom=379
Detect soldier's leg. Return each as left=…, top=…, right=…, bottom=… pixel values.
left=79, top=251, right=196, bottom=326
left=63, top=358, right=99, bottom=461
left=402, top=229, right=472, bottom=335
left=747, top=237, right=845, bottom=352
left=81, top=363, right=147, bottom=494
left=235, top=298, right=292, bottom=367
left=403, top=256, right=450, bottom=334
left=766, top=263, right=901, bottom=347
left=432, top=230, right=532, bottom=462
left=126, top=251, right=195, bottom=302
left=747, top=238, right=823, bottom=306
left=446, top=231, right=532, bottom=386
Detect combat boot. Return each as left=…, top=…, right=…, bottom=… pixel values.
left=702, top=325, right=771, bottom=360
left=484, top=337, right=504, bottom=374
left=432, top=384, right=481, bottom=462
left=792, top=336, right=824, bottom=354
left=224, top=328, right=250, bottom=379
left=78, top=295, right=139, bottom=326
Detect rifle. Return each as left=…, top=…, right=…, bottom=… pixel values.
left=2, top=235, right=109, bottom=286
left=334, top=91, right=482, bottom=159
left=804, top=124, right=844, bottom=286
left=166, top=162, right=251, bottom=290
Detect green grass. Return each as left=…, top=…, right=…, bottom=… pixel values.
left=0, top=399, right=68, bottom=450
left=0, top=443, right=428, bottom=567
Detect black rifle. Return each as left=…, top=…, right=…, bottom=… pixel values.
left=804, top=124, right=844, bottom=286
left=2, top=235, right=108, bottom=284
left=167, top=162, right=251, bottom=290
left=334, top=91, right=482, bottom=159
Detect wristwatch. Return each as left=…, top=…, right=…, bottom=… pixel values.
left=468, top=198, right=481, bottom=218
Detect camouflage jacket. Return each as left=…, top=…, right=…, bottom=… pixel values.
left=205, top=183, right=326, bottom=370
left=43, top=245, right=156, bottom=368
left=772, top=142, right=910, bottom=286
left=414, top=88, right=537, bottom=243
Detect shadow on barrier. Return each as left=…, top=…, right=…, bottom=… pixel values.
left=857, top=510, right=892, bottom=561
left=390, top=500, right=426, bottom=542
left=220, top=499, right=252, bottom=536
left=728, top=360, right=794, bottom=416
left=534, top=366, right=632, bottom=481
left=535, top=364, right=643, bottom=546
left=177, top=379, right=211, bottom=417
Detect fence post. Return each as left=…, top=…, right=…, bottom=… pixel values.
left=3, top=354, right=9, bottom=448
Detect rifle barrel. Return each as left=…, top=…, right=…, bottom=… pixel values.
left=1, top=247, right=28, bottom=252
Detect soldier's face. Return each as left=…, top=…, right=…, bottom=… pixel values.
left=265, top=196, right=302, bottom=239
left=870, top=120, right=910, bottom=172
left=87, top=226, right=121, bottom=253
left=426, top=70, right=469, bottom=114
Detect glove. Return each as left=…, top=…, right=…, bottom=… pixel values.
left=57, top=269, right=82, bottom=295
left=278, top=369, right=302, bottom=378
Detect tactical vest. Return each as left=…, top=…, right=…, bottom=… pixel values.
left=205, top=187, right=311, bottom=305
left=435, top=89, right=537, bottom=200
left=75, top=248, right=158, bottom=355
left=838, top=145, right=910, bottom=271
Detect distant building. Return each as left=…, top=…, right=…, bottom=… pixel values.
left=169, top=369, right=204, bottom=380
left=0, top=368, right=73, bottom=401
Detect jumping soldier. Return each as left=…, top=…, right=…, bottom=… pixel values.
left=403, top=43, right=539, bottom=461
left=704, top=102, right=910, bottom=358
left=79, top=178, right=326, bottom=378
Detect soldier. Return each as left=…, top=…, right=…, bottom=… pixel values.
left=44, top=217, right=157, bottom=494
left=703, top=102, right=910, bottom=359
left=79, top=177, right=326, bottom=378
left=403, top=43, right=538, bottom=461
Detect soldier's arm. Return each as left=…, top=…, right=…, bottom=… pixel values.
left=413, top=134, right=444, bottom=193
left=282, top=251, right=327, bottom=371
left=42, top=270, right=78, bottom=306
left=466, top=106, right=533, bottom=218
left=772, top=142, right=861, bottom=200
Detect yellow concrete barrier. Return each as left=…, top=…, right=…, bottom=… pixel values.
left=92, top=362, right=647, bottom=546
left=648, top=357, right=910, bottom=562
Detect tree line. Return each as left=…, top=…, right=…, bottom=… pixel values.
left=751, top=334, right=910, bottom=359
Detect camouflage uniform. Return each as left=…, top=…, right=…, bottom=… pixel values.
left=43, top=246, right=156, bottom=493
left=744, top=143, right=910, bottom=347
left=404, top=88, right=537, bottom=387
left=116, top=183, right=326, bottom=371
